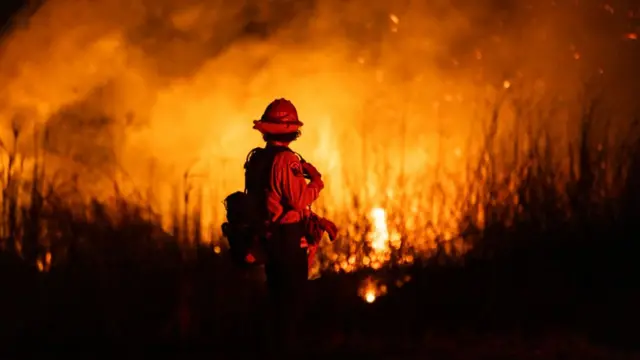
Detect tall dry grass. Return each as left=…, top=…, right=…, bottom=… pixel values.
left=0, top=92, right=638, bottom=350
left=0, top=92, right=638, bottom=274
left=309, top=93, right=639, bottom=274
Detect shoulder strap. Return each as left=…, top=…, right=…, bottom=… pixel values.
left=243, top=147, right=261, bottom=193
left=244, top=147, right=263, bottom=171
left=243, top=146, right=295, bottom=193
left=243, top=146, right=299, bottom=228
left=244, top=146, right=296, bottom=167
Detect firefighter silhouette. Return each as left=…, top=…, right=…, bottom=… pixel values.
left=222, top=98, right=337, bottom=353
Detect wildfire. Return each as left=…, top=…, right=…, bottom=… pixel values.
left=358, top=276, right=388, bottom=303
left=368, top=207, right=389, bottom=252
left=0, top=0, right=637, bottom=275
left=365, top=290, right=376, bottom=303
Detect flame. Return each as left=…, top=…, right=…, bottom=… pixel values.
left=0, top=0, right=638, bottom=272
left=359, top=274, right=411, bottom=303
left=365, top=290, right=376, bottom=303
left=358, top=276, right=388, bottom=303
left=37, top=251, right=52, bottom=272
left=368, top=207, right=389, bottom=252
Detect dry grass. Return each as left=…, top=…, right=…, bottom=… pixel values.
left=0, top=95, right=639, bottom=357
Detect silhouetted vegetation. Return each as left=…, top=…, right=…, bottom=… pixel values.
left=1, top=97, right=639, bottom=358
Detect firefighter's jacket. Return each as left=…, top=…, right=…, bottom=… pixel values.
left=244, top=145, right=324, bottom=226
left=266, top=149, right=324, bottom=224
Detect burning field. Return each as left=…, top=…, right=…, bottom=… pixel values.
left=0, top=0, right=637, bottom=264
left=0, top=0, right=640, bottom=356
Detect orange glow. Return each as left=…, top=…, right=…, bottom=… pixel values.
left=365, top=291, right=376, bottom=303
left=368, top=207, right=390, bottom=252
left=359, top=276, right=388, bottom=303
left=0, top=0, right=638, bottom=272
left=604, top=4, right=615, bottom=14
left=37, top=251, right=52, bottom=272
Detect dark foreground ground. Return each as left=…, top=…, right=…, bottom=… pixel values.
left=1, top=236, right=639, bottom=359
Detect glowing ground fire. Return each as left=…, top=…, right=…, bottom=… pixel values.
left=357, top=274, right=413, bottom=303
left=358, top=276, right=389, bottom=303
left=365, top=290, right=376, bottom=304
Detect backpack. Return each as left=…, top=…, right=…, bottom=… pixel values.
left=221, top=146, right=294, bottom=267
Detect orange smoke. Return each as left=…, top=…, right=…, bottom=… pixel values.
left=0, top=0, right=638, bottom=271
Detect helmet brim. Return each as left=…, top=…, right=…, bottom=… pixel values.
left=253, top=120, right=303, bottom=134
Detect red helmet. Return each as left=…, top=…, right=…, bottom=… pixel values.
left=253, top=98, right=304, bottom=134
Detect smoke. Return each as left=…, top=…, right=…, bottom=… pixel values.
left=0, top=0, right=638, bottom=231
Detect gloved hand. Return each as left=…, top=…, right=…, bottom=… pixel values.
left=318, top=217, right=338, bottom=241
left=301, top=162, right=322, bottom=180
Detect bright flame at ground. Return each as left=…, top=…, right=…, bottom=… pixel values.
left=365, top=291, right=376, bottom=303
left=368, top=207, right=389, bottom=252
left=358, top=276, right=388, bottom=303
left=357, top=274, right=412, bottom=303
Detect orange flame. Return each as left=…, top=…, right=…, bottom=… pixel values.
left=358, top=276, right=388, bottom=303
left=0, top=0, right=637, bottom=273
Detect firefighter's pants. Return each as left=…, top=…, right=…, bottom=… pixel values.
left=263, top=222, right=308, bottom=351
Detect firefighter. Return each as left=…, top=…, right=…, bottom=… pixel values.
left=245, top=98, right=327, bottom=353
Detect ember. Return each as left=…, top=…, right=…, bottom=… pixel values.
left=365, top=290, right=376, bottom=304
left=358, top=276, right=388, bottom=303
